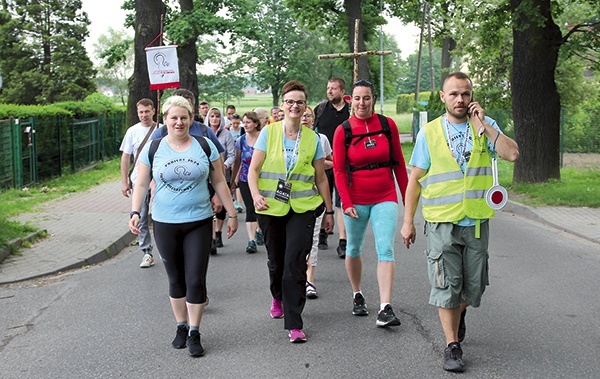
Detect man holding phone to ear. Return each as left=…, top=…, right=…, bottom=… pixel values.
left=400, top=72, right=519, bottom=372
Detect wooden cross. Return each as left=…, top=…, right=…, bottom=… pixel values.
left=318, top=19, right=392, bottom=84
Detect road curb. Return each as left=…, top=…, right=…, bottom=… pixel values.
left=502, top=200, right=597, bottom=245
left=0, top=230, right=48, bottom=266
left=0, top=231, right=136, bottom=286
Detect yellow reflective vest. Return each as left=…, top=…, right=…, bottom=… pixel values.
left=257, top=123, right=323, bottom=216
left=419, top=116, right=494, bottom=222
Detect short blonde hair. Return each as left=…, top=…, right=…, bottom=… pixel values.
left=162, top=95, right=193, bottom=116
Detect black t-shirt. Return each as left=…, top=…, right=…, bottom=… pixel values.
left=314, top=101, right=350, bottom=147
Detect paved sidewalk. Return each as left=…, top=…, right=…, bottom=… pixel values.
left=0, top=180, right=135, bottom=285
left=1, top=180, right=598, bottom=285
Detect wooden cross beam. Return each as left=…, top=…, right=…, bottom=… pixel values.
left=318, top=19, right=392, bottom=84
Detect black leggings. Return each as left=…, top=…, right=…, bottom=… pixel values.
left=153, top=218, right=212, bottom=304
left=238, top=181, right=257, bottom=222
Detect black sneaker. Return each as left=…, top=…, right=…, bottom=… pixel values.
left=458, top=309, right=467, bottom=342
left=443, top=342, right=464, bottom=372
left=337, top=240, right=346, bottom=259
left=376, top=304, right=401, bottom=327
left=187, top=330, right=205, bottom=357
left=318, top=230, right=328, bottom=250
left=214, top=232, right=223, bottom=248
left=210, top=239, right=217, bottom=255
left=172, top=324, right=188, bottom=349
left=246, top=240, right=257, bottom=254
left=255, top=230, right=264, bottom=246
left=352, top=293, right=368, bottom=316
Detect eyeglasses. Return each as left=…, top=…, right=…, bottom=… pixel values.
left=301, top=114, right=313, bottom=118
left=283, top=99, right=307, bottom=107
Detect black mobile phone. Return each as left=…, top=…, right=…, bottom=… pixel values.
left=467, top=93, right=474, bottom=117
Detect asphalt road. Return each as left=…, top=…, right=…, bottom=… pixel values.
left=1, top=209, right=599, bottom=378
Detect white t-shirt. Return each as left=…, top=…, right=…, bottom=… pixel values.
left=318, top=133, right=332, bottom=157
left=119, top=122, right=155, bottom=184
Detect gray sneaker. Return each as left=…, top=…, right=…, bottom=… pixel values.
left=443, top=342, right=464, bottom=372
left=139, top=253, right=154, bottom=268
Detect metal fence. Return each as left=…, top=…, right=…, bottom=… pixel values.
left=0, top=112, right=126, bottom=190
left=412, top=108, right=599, bottom=154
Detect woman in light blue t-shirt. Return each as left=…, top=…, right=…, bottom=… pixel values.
left=128, top=96, right=238, bottom=357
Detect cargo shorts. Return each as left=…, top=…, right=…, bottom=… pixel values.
left=424, top=221, right=490, bottom=308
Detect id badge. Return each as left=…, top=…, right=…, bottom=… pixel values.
left=365, top=139, right=377, bottom=149
left=274, top=179, right=292, bottom=203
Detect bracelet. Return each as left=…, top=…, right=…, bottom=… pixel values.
left=130, top=211, right=140, bottom=219
left=228, top=215, right=238, bottom=219
left=325, top=210, right=335, bottom=215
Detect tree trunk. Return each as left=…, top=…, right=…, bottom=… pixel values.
left=127, top=0, right=166, bottom=126
left=440, top=37, right=455, bottom=85
left=177, top=0, right=199, bottom=108
left=345, top=0, right=370, bottom=82
left=511, top=0, right=562, bottom=183
left=272, top=88, right=280, bottom=107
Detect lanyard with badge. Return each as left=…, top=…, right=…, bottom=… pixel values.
left=443, top=116, right=472, bottom=168
left=274, top=123, right=302, bottom=204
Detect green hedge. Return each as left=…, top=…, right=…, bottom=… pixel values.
left=0, top=93, right=120, bottom=120
left=396, top=92, right=431, bottom=114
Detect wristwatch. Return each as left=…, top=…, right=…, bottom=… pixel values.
left=130, top=211, right=141, bottom=219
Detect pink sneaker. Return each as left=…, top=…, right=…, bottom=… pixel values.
left=288, top=329, right=306, bottom=343
left=270, top=298, right=284, bottom=318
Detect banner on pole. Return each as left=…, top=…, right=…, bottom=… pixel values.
left=145, top=45, right=180, bottom=90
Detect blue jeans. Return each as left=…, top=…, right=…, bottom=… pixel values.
left=343, top=201, right=398, bottom=262
left=137, top=188, right=153, bottom=255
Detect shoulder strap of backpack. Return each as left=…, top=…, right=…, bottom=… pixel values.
left=147, top=137, right=162, bottom=180
left=376, top=114, right=399, bottom=167
left=159, top=124, right=168, bottom=137
left=200, top=123, right=209, bottom=136
left=342, top=119, right=354, bottom=186
left=191, top=135, right=213, bottom=170
left=314, top=100, right=327, bottom=130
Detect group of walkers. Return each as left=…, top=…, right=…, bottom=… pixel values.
left=120, top=72, right=519, bottom=373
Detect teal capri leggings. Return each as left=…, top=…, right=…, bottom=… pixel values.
left=342, top=201, right=398, bottom=262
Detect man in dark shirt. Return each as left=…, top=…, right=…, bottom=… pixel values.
left=313, top=77, right=350, bottom=258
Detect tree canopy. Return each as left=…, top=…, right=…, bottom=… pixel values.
left=0, top=0, right=96, bottom=104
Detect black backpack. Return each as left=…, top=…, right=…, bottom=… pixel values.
left=148, top=135, right=215, bottom=196
left=342, top=114, right=399, bottom=186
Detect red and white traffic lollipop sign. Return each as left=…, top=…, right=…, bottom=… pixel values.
left=486, top=157, right=508, bottom=210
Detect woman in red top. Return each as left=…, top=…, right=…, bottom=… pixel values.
left=333, top=80, right=408, bottom=328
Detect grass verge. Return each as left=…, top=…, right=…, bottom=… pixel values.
left=402, top=142, right=600, bottom=208
left=0, top=159, right=121, bottom=249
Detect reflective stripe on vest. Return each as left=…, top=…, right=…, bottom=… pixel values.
left=419, top=116, right=494, bottom=222
left=257, top=124, right=322, bottom=216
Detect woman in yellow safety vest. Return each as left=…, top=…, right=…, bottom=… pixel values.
left=248, top=80, right=334, bottom=344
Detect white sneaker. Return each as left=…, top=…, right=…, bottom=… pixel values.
left=139, top=253, right=154, bottom=268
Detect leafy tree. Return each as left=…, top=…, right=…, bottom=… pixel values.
left=231, top=0, right=340, bottom=105
left=390, top=0, right=600, bottom=183
left=165, top=0, right=258, bottom=105
left=285, top=0, right=389, bottom=81
left=511, top=0, right=600, bottom=183
left=362, top=31, right=402, bottom=102
left=397, top=48, right=442, bottom=95
left=0, top=0, right=96, bottom=104
left=197, top=71, right=246, bottom=109
left=93, top=27, right=133, bottom=105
